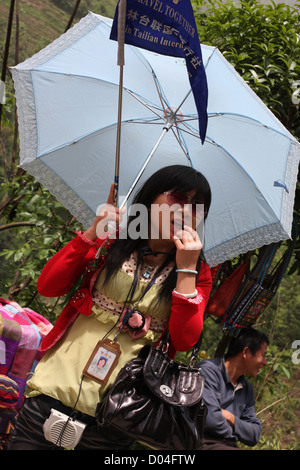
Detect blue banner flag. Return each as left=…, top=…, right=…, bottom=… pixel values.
left=110, top=0, right=208, bottom=143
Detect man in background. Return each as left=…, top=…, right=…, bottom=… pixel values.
left=199, top=328, right=268, bottom=450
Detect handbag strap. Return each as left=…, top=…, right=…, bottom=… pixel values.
left=158, top=328, right=203, bottom=368
left=189, top=332, right=203, bottom=367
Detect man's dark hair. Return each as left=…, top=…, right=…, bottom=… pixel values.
left=225, top=328, right=269, bottom=359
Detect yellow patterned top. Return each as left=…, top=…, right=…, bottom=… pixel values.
left=26, top=257, right=172, bottom=417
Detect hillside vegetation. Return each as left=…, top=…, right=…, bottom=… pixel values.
left=0, top=0, right=118, bottom=62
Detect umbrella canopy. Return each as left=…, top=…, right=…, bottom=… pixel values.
left=12, top=12, right=300, bottom=267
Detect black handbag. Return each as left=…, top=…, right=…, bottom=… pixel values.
left=95, top=332, right=207, bottom=450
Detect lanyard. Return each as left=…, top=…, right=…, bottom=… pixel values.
left=113, top=247, right=174, bottom=341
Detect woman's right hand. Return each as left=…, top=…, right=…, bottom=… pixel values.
left=83, top=183, right=124, bottom=241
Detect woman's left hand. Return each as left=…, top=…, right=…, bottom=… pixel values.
left=173, top=225, right=202, bottom=270
left=172, top=225, right=202, bottom=296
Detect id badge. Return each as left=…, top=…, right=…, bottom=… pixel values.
left=82, top=338, right=121, bottom=385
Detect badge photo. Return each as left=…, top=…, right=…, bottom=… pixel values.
left=83, top=338, right=121, bottom=385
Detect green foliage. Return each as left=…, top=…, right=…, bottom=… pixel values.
left=260, top=275, right=300, bottom=349
left=0, top=172, right=82, bottom=321
left=51, top=0, right=118, bottom=20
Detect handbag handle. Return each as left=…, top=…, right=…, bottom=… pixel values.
left=158, top=328, right=203, bottom=368
left=189, top=332, right=203, bottom=367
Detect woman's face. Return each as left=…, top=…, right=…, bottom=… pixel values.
left=149, top=189, right=205, bottom=242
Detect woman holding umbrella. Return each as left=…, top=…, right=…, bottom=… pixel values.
left=9, top=164, right=212, bottom=450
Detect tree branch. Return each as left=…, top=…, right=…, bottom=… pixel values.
left=0, top=221, right=36, bottom=231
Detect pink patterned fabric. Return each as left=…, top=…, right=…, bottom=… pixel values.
left=0, top=299, right=53, bottom=411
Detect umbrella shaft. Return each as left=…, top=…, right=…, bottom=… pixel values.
left=114, top=0, right=126, bottom=207
left=114, top=64, right=124, bottom=207
left=120, top=126, right=169, bottom=210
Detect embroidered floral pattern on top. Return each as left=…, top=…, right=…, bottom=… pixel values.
left=91, top=251, right=173, bottom=334
left=122, top=252, right=174, bottom=284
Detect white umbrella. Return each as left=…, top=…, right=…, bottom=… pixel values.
left=12, top=12, right=300, bottom=266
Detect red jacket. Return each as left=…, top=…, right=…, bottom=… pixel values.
left=37, top=232, right=212, bottom=355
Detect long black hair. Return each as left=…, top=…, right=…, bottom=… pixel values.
left=103, top=165, right=211, bottom=302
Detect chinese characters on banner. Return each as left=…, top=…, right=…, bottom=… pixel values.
left=110, top=0, right=208, bottom=143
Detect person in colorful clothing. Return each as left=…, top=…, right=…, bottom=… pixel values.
left=9, top=165, right=212, bottom=450
left=0, top=375, right=19, bottom=450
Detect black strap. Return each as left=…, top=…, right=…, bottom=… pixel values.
left=118, top=247, right=174, bottom=333
left=190, top=332, right=203, bottom=365
left=158, top=328, right=203, bottom=367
